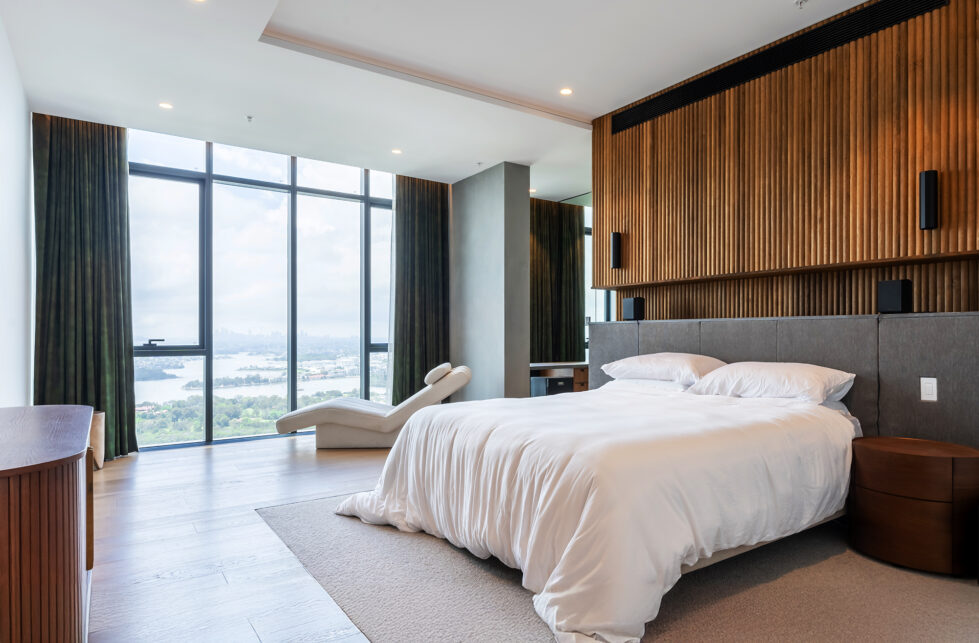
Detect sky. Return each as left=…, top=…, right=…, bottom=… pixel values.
left=128, top=129, right=393, bottom=348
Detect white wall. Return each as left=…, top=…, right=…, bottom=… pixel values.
left=450, top=162, right=530, bottom=401
left=0, top=14, right=31, bottom=406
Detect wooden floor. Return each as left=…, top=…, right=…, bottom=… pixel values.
left=89, top=434, right=388, bottom=642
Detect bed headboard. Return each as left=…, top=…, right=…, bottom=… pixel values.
left=878, top=313, right=979, bottom=448
left=591, top=315, right=880, bottom=435
left=589, top=312, right=979, bottom=446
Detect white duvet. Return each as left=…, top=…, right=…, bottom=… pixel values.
left=337, top=380, right=859, bottom=642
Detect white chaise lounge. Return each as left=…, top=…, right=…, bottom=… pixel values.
left=275, top=363, right=472, bottom=448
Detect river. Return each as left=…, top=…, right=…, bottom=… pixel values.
left=134, top=352, right=388, bottom=405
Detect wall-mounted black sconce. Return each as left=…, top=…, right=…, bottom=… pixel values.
left=919, top=170, right=938, bottom=230
left=610, top=232, right=622, bottom=269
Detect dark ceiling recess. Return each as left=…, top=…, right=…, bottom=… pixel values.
left=611, top=0, right=948, bottom=134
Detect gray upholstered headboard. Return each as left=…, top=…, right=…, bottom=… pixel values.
left=878, top=313, right=979, bottom=447
left=590, top=312, right=979, bottom=446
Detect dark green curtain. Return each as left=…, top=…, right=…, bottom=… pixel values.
left=392, top=175, right=450, bottom=405
left=530, top=198, right=585, bottom=363
left=33, top=114, right=137, bottom=459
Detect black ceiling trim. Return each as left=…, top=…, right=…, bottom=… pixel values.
left=611, top=0, right=949, bottom=134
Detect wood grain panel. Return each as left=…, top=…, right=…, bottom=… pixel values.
left=1, top=460, right=87, bottom=642
left=849, top=485, right=956, bottom=574
left=593, top=0, right=979, bottom=318
left=1, top=407, right=91, bottom=643
left=616, top=258, right=979, bottom=319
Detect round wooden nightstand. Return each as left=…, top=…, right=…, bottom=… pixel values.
left=849, top=436, right=979, bottom=577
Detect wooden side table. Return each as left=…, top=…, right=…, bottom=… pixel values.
left=529, top=362, right=589, bottom=394
left=849, top=436, right=979, bottom=577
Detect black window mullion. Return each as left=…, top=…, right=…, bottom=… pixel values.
left=296, top=185, right=382, bottom=204
left=198, top=178, right=207, bottom=357
left=360, top=169, right=371, bottom=400
left=203, top=142, right=214, bottom=443
left=367, top=197, right=394, bottom=208
left=288, top=157, right=299, bottom=412
left=129, top=162, right=205, bottom=182
left=134, top=347, right=208, bottom=357
left=211, top=173, right=293, bottom=193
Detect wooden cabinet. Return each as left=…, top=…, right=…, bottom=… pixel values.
left=849, top=436, right=979, bottom=577
left=0, top=405, right=94, bottom=642
left=529, top=362, right=589, bottom=395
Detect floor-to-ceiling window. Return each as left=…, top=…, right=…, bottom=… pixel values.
left=563, top=193, right=613, bottom=353
left=129, top=130, right=394, bottom=446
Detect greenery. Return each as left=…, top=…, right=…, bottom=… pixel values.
left=134, top=365, right=178, bottom=382
left=183, top=373, right=286, bottom=390
left=133, top=344, right=378, bottom=446
left=135, top=389, right=359, bottom=446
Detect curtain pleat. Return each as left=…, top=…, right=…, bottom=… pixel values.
left=391, top=175, right=450, bottom=405
left=32, top=114, right=137, bottom=459
left=530, top=198, right=585, bottom=363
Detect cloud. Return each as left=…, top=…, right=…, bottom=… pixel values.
left=129, top=151, right=392, bottom=344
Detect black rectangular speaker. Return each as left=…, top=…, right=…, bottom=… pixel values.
left=919, top=170, right=938, bottom=230
left=622, top=297, right=645, bottom=321
left=610, top=232, right=622, bottom=269
left=878, top=279, right=912, bottom=314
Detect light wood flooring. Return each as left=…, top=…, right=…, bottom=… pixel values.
left=89, top=434, right=388, bottom=642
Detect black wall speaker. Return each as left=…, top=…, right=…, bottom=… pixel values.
left=610, top=232, right=622, bottom=269
left=919, top=170, right=938, bottom=230
left=878, top=279, right=912, bottom=314
left=622, top=297, right=645, bottom=321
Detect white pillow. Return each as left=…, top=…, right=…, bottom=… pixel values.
left=602, top=378, right=690, bottom=393
left=688, top=361, right=856, bottom=403
left=601, top=352, right=726, bottom=386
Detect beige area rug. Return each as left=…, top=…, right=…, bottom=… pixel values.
left=258, top=495, right=979, bottom=642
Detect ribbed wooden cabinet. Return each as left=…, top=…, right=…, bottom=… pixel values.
left=0, top=406, right=94, bottom=642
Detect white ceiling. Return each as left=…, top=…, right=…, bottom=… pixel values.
left=0, top=0, right=863, bottom=201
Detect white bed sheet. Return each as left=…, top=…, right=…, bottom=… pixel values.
left=337, top=380, right=859, bottom=643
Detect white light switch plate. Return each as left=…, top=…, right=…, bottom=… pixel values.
left=920, top=377, right=938, bottom=402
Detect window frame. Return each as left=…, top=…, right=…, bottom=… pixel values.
left=582, top=220, right=612, bottom=352
left=128, top=168, right=207, bottom=352
left=130, top=140, right=393, bottom=447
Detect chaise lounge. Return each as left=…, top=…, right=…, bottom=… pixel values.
left=275, top=363, right=472, bottom=448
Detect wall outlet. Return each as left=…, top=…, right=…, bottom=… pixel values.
left=920, top=377, right=938, bottom=402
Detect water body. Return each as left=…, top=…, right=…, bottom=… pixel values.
left=135, top=352, right=386, bottom=405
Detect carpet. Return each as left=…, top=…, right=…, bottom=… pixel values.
left=258, top=495, right=979, bottom=642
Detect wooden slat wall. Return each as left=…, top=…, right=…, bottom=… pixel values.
left=617, top=258, right=978, bottom=319
left=593, top=0, right=979, bottom=318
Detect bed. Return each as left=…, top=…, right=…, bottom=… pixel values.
left=338, top=317, right=879, bottom=643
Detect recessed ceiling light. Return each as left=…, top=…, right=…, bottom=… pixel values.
left=158, top=102, right=174, bottom=110
left=391, top=149, right=403, bottom=155
left=559, top=88, right=573, bottom=96
left=529, top=188, right=537, bottom=194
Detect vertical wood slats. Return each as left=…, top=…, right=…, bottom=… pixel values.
left=1, top=458, right=88, bottom=643
left=593, top=0, right=978, bottom=318
left=616, top=258, right=979, bottom=319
